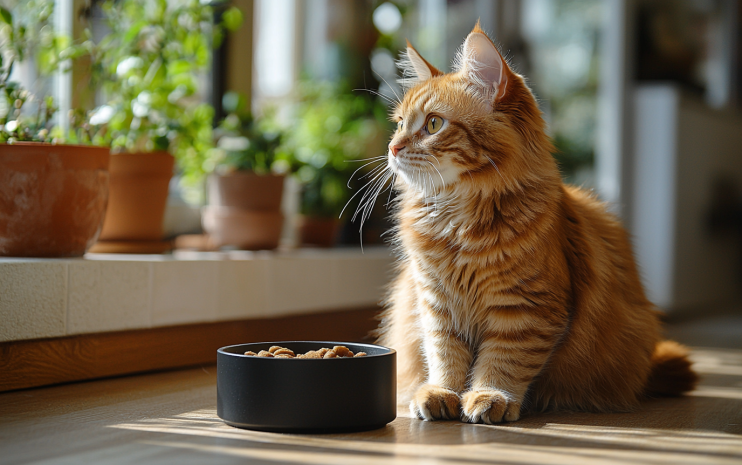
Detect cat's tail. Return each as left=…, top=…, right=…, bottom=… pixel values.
left=645, top=340, right=699, bottom=396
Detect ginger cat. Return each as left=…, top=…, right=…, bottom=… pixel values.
left=376, top=23, right=697, bottom=424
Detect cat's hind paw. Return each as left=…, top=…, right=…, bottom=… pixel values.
left=410, top=384, right=461, bottom=421
left=461, top=390, right=521, bottom=424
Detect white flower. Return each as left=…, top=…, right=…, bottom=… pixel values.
left=5, top=120, right=18, bottom=132
left=136, top=91, right=152, bottom=106
left=218, top=136, right=250, bottom=152
left=177, top=13, right=196, bottom=30
left=132, top=101, right=148, bottom=118
left=89, top=105, right=115, bottom=126
left=167, top=85, right=187, bottom=104
left=132, top=92, right=152, bottom=118
left=116, top=56, right=143, bottom=77
left=139, top=26, right=164, bottom=53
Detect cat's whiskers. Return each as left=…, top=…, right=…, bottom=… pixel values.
left=425, top=160, right=446, bottom=189
left=386, top=172, right=397, bottom=207
left=371, top=172, right=394, bottom=217
left=357, top=169, right=392, bottom=219
left=423, top=162, right=445, bottom=215
left=485, top=155, right=504, bottom=181
left=423, top=154, right=442, bottom=167
left=417, top=167, right=429, bottom=210
left=352, top=88, right=397, bottom=106
left=340, top=163, right=392, bottom=219
left=346, top=157, right=387, bottom=188
left=370, top=67, right=403, bottom=105
left=428, top=172, right=440, bottom=215
left=349, top=166, right=395, bottom=240
left=348, top=155, right=388, bottom=163
left=354, top=170, right=391, bottom=221
left=359, top=173, right=394, bottom=244
left=358, top=161, right=390, bottom=183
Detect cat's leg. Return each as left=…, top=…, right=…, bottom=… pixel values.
left=461, top=308, right=567, bottom=424
left=410, top=303, right=473, bottom=421
left=377, top=268, right=426, bottom=407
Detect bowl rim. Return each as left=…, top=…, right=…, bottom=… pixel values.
left=217, top=340, right=396, bottom=359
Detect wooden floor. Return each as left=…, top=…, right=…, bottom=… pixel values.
left=2, top=316, right=742, bottom=465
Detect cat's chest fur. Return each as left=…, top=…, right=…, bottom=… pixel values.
left=398, top=194, right=537, bottom=319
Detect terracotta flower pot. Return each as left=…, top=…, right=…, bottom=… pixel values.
left=207, top=172, right=285, bottom=210
left=0, top=143, right=110, bottom=257
left=96, top=151, right=174, bottom=245
left=298, top=216, right=340, bottom=248
left=202, top=172, right=285, bottom=250
left=202, top=206, right=283, bottom=250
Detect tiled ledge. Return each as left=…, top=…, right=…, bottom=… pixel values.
left=0, top=247, right=394, bottom=343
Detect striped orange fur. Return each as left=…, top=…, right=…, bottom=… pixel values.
left=376, top=23, right=697, bottom=424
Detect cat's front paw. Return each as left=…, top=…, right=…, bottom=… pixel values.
left=461, top=390, right=521, bottom=424
left=410, top=384, right=461, bottom=421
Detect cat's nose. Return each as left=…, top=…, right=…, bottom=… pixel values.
left=390, top=143, right=406, bottom=157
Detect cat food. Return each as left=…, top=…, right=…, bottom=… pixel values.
left=244, top=345, right=366, bottom=359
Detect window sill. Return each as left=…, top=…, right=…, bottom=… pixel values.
left=0, top=246, right=393, bottom=343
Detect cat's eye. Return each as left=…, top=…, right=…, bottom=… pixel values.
left=397, top=120, right=404, bottom=131
left=426, top=116, right=443, bottom=135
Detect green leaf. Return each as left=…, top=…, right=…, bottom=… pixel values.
left=36, top=49, right=57, bottom=74
left=123, top=21, right=146, bottom=44
left=166, top=59, right=191, bottom=77
left=222, top=7, right=243, bottom=32
left=0, top=7, right=12, bottom=26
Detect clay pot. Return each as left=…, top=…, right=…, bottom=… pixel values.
left=202, top=172, right=285, bottom=250
left=97, top=151, right=174, bottom=242
left=0, top=143, right=110, bottom=257
left=207, top=172, right=285, bottom=209
left=202, top=206, right=283, bottom=250
left=298, top=216, right=340, bottom=248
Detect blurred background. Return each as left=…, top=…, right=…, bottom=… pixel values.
left=17, top=0, right=742, bottom=315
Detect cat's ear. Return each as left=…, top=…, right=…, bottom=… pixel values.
left=397, top=40, right=443, bottom=87
left=457, top=22, right=509, bottom=104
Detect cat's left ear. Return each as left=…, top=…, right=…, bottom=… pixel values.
left=458, top=22, right=510, bottom=104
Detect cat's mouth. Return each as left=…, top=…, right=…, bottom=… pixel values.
left=389, top=150, right=455, bottom=193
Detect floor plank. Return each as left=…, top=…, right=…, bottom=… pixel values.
left=1, top=320, right=741, bottom=465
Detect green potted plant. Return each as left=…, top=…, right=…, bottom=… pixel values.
left=286, top=81, right=386, bottom=247
left=0, top=1, right=110, bottom=257
left=86, top=0, right=241, bottom=253
left=201, top=92, right=288, bottom=250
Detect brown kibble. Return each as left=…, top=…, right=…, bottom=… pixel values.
left=333, top=346, right=353, bottom=357
left=298, top=350, right=321, bottom=359
left=273, top=348, right=295, bottom=357
left=246, top=345, right=367, bottom=359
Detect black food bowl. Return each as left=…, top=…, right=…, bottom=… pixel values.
left=217, top=341, right=396, bottom=433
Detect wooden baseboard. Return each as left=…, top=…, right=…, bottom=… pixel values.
left=0, top=307, right=382, bottom=393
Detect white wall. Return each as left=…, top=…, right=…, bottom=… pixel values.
left=632, top=84, right=742, bottom=312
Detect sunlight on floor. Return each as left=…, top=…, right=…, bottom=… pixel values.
left=109, top=400, right=742, bottom=465
left=690, top=348, right=742, bottom=376
left=85, top=347, right=742, bottom=464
